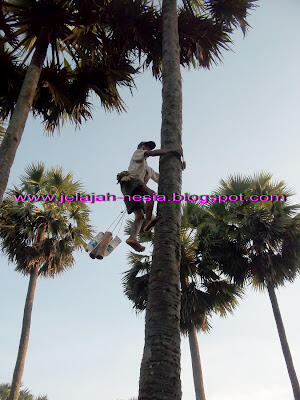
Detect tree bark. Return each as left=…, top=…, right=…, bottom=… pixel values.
left=0, top=27, right=50, bottom=204
left=188, top=326, right=206, bottom=400
left=9, top=268, right=39, bottom=400
left=138, top=0, right=182, bottom=398
left=267, top=283, right=300, bottom=400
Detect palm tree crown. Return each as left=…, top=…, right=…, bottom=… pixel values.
left=197, top=172, right=300, bottom=289
left=123, top=202, right=242, bottom=332
left=194, top=172, right=300, bottom=400
left=0, top=162, right=92, bottom=276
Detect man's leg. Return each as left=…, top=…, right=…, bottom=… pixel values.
left=139, top=186, right=154, bottom=224
left=138, top=186, right=161, bottom=232
left=126, top=208, right=145, bottom=252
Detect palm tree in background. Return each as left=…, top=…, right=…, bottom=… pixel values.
left=123, top=203, right=243, bottom=400
left=0, top=0, right=145, bottom=203
left=0, top=162, right=92, bottom=400
left=196, top=173, right=300, bottom=400
left=138, top=1, right=256, bottom=398
left=0, top=384, right=47, bottom=400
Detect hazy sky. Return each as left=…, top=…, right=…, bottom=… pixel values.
left=1, top=1, right=300, bottom=400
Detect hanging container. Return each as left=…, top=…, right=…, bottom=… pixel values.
left=103, top=236, right=122, bottom=257
left=86, top=232, right=104, bottom=253
left=92, top=231, right=113, bottom=260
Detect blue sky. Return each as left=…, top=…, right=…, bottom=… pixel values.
left=1, top=0, right=300, bottom=399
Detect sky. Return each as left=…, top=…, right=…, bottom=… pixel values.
left=1, top=1, right=300, bottom=399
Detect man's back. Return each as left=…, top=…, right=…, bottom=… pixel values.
left=128, top=149, right=148, bottom=182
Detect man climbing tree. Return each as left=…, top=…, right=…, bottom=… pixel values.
left=117, top=141, right=182, bottom=252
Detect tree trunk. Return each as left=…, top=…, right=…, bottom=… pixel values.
left=0, top=27, right=50, bottom=204
left=138, top=0, right=182, bottom=398
left=267, top=283, right=300, bottom=400
left=9, top=268, right=39, bottom=400
left=188, top=326, right=206, bottom=400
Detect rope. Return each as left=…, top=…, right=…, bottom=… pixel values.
left=116, top=210, right=126, bottom=236
left=106, top=210, right=125, bottom=233
left=181, top=154, right=186, bottom=170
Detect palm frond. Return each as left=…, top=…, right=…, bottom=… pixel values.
left=205, top=0, right=257, bottom=35
left=198, top=173, right=300, bottom=290
left=123, top=202, right=243, bottom=334
left=0, top=162, right=93, bottom=277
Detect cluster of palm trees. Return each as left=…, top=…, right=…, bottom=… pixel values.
left=0, top=1, right=272, bottom=400
left=3, top=170, right=300, bottom=400
left=123, top=173, right=300, bottom=400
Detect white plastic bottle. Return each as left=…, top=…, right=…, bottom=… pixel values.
left=103, top=236, right=122, bottom=257
left=85, top=232, right=104, bottom=253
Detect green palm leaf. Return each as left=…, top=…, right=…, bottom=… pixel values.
left=123, top=202, right=243, bottom=333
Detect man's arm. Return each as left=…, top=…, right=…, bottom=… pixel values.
left=149, top=168, right=159, bottom=184
left=144, top=148, right=182, bottom=157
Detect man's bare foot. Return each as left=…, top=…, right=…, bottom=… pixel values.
left=126, top=238, right=145, bottom=252
left=144, top=216, right=161, bottom=232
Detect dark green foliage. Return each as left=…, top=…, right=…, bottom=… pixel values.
left=205, top=0, right=257, bottom=35
left=0, top=45, right=136, bottom=132
left=0, top=384, right=47, bottom=400
left=122, top=203, right=243, bottom=334
left=0, top=162, right=92, bottom=277
left=0, top=0, right=256, bottom=132
left=178, top=10, right=231, bottom=68
left=0, top=0, right=138, bottom=132
left=196, top=172, right=300, bottom=289
left=0, top=48, right=24, bottom=119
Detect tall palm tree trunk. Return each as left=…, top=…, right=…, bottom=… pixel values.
left=188, top=326, right=206, bottom=400
left=0, top=27, right=50, bottom=204
left=267, top=283, right=300, bottom=400
left=9, top=267, right=39, bottom=400
left=138, top=0, right=182, bottom=398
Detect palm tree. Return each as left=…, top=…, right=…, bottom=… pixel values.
left=0, top=162, right=92, bottom=400
left=0, top=0, right=144, bottom=203
left=196, top=173, right=300, bottom=400
left=138, top=1, right=256, bottom=398
left=0, top=46, right=136, bottom=133
left=123, top=203, right=242, bottom=400
left=0, top=384, right=48, bottom=400
left=0, top=0, right=256, bottom=211
left=0, top=0, right=84, bottom=202
left=0, top=4, right=256, bottom=396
